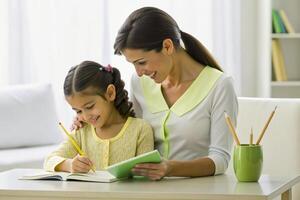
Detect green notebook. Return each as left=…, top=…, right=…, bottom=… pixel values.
left=107, top=150, right=161, bottom=178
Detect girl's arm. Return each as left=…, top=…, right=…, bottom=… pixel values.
left=44, top=133, right=78, bottom=172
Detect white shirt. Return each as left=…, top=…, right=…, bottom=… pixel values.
left=130, top=67, right=238, bottom=175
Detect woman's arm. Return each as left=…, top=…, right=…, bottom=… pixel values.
left=132, top=157, right=215, bottom=180
left=167, top=157, right=215, bottom=177
left=208, top=76, right=238, bottom=174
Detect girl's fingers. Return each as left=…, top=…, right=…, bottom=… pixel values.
left=71, top=155, right=93, bottom=172
left=72, top=160, right=90, bottom=173
left=72, top=164, right=90, bottom=173
left=77, top=155, right=92, bottom=166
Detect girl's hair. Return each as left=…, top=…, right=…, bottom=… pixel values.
left=114, top=7, right=222, bottom=71
left=64, top=61, right=135, bottom=118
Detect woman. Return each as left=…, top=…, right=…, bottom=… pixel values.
left=74, top=7, right=238, bottom=180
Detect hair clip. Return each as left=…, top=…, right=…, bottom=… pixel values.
left=99, top=64, right=113, bottom=73
left=104, top=64, right=113, bottom=73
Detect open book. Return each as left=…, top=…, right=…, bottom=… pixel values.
left=19, top=150, right=161, bottom=182
left=19, top=170, right=118, bottom=183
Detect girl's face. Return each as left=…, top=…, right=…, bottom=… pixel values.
left=122, top=39, right=174, bottom=83
left=66, top=86, right=116, bottom=129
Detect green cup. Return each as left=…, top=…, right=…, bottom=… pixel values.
left=233, top=144, right=263, bottom=182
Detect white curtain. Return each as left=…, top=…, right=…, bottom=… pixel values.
left=0, top=0, right=109, bottom=126
left=212, top=0, right=241, bottom=95
left=0, top=0, right=240, bottom=126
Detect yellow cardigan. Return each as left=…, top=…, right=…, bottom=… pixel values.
left=44, top=117, right=154, bottom=171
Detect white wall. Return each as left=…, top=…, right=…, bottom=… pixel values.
left=240, top=0, right=271, bottom=97
left=0, top=0, right=215, bottom=127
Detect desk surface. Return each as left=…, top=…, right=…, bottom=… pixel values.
left=0, top=169, right=299, bottom=200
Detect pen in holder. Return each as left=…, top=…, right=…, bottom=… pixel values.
left=224, top=107, right=276, bottom=182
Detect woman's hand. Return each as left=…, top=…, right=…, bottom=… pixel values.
left=131, top=160, right=171, bottom=180
left=69, top=154, right=94, bottom=173
left=70, top=115, right=85, bottom=131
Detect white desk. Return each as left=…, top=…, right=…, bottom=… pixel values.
left=0, top=169, right=299, bottom=200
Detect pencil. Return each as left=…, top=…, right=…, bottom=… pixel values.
left=58, top=122, right=96, bottom=172
left=256, top=106, right=277, bottom=145
left=224, top=112, right=240, bottom=145
left=250, top=127, right=253, bottom=145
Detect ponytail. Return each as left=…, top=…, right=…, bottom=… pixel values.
left=180, top=30, right=222, bottom=71
left=111, top=68, right=136, bottom=118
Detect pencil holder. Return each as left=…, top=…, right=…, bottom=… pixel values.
left=233, top=144, right=263, bottom=182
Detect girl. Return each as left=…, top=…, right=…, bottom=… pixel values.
left=44, top=61, right=154, bottom=173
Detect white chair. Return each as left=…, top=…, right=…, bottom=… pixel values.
left=0, top=83, right=63, bottom=171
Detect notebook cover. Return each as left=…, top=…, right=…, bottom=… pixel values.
left=107, top=150, right=161, bottom=178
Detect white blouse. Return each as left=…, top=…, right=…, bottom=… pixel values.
left=130, top=67, right=238, bottom=175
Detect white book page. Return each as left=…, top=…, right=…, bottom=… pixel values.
left=67, top=171, right=117, bottom=182
left=19, top=171, right=69, bottom=180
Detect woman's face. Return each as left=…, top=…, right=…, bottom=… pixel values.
left=122, top=46, right=173, bottom=83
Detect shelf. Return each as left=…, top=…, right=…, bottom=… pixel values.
left=272, top=33, right=300, bottom=39
left=271, top=81, right=300, bottom=87
left=261, top=0, right=300, bottom=98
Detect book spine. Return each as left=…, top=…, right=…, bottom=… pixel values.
left=272, top=39, right=288, bottom=81
left=279, top=9, right=295, bottom=33
left=275, top=10, right=287, bottom=33
left=276, top=40, right=288, bottom=81
left=272, top=39, right=283, bottom=81
left=272, top=10, right=282, bottom=33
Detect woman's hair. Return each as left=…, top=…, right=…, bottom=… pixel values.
left=114, top=7, right=222, bottom=71
left=64, top=61, right=135, bottom=118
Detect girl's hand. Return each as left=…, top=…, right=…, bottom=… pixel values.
left=70, top=154, right=94, bottom=173
left=70, top=115, right=85, bottom=131
left=131, top=160, right=171, bottom=180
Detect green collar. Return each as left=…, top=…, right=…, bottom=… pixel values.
left=140, top=67, right=222, bottom=116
